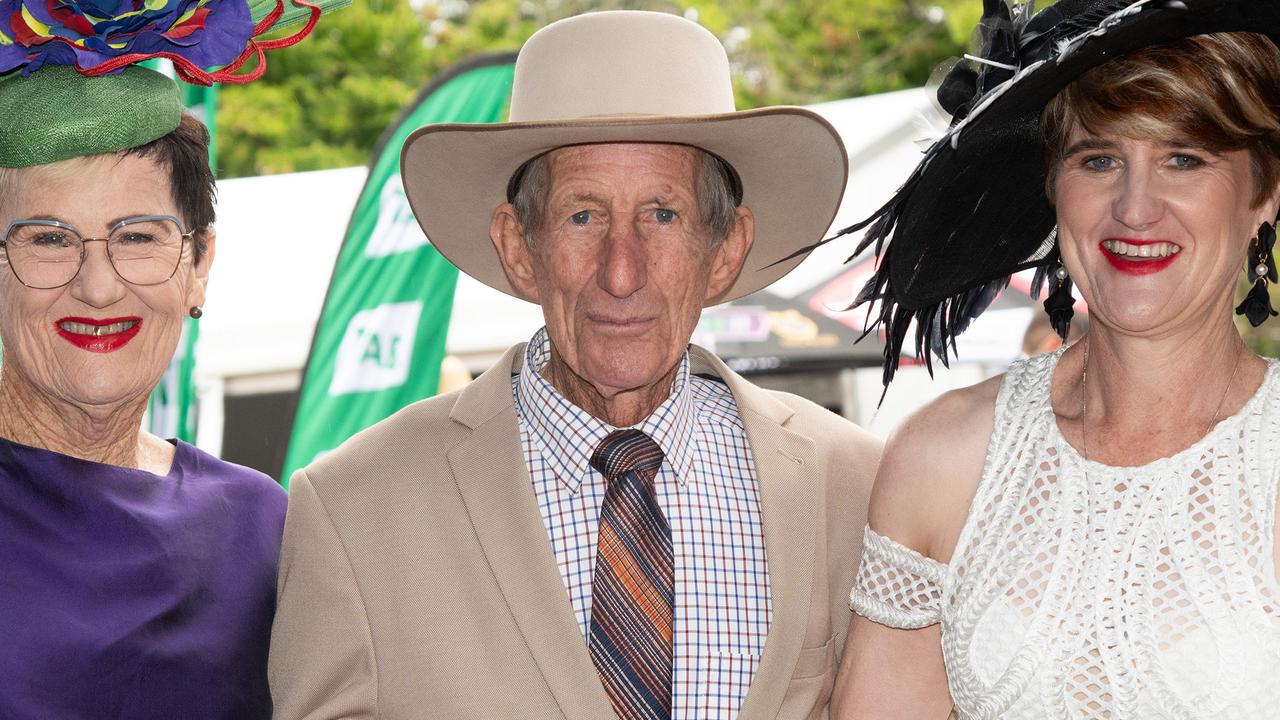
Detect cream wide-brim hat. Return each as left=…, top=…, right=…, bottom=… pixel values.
left=400, top=10, right=848, bottom=305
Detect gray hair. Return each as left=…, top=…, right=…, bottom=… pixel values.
left=511, top=145, right=739, bottom=248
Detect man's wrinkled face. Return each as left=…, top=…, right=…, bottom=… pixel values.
left=494, top=143, right=751, bottom=402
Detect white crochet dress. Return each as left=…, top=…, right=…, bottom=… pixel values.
left=851, top=351, right=1280, bottom=719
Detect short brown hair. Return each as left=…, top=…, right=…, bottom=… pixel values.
left=1041, top=32, right=1280, bottom=208
left=125, top=112, right=216, bottom=262
left=0, top=112, right=215, bottom=263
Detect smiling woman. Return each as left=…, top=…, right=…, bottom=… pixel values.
left=0, top=1, right=334, bottom=717
left=0, top=151, right=211, bottom=415
left=0, top=96, right=284, bottom=720
left=830, top=2, right=1280, bottom=719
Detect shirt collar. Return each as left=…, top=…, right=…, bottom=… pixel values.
left=515, top=327, right=698, bottom=493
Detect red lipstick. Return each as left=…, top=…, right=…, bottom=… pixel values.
left=54, top=316, right=142, bottom=353
left=1099, top=239, right=1180, bottom=276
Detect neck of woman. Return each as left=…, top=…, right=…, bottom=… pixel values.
left=1056, top=314, right=1266, bottom=465
left=0, top=364, right=151, bottom=469
left=1086, top=321, right=1250, bottom=408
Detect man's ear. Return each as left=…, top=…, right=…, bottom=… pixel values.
left=490, top=203, right=540, bottom=302
left=704, top=206, right=754, bottom=302
left=187, top=225, right=215, bottom=310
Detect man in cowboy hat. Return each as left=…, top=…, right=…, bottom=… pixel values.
left=269, top=10, right=880, bottom=719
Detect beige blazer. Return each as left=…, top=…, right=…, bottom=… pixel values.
left=269, top=344, right=880, bottom=719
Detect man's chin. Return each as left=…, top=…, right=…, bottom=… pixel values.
left=568, top=356, right=681, bottom=400
left=546, top=342, right=685, bottom=409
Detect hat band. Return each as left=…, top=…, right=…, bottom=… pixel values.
left=504, top=146, right=745, bottom=206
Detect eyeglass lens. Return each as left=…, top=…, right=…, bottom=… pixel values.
left=4, top=218, right=186, bottom=288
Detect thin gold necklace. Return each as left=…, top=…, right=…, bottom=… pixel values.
left=1079, top=339, right=1244, bottom=464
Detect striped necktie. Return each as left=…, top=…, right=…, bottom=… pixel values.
left=588, top=428, right=673, bottom=720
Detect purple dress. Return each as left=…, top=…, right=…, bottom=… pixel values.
left=0, top=437, right=285, bottom=719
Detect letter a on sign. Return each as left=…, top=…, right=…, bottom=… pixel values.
left=282, top=54, right=517, bottom=485
left=364, top=176, right=431, bottom=258
left=329, top=301, right=424, bottom=396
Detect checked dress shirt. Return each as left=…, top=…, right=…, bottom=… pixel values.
left=513, top=328, right=772, bottom=719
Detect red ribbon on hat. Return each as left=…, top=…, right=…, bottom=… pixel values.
left=75, top=0, right=321, bottom=86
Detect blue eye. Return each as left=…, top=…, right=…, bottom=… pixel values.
left=1085, top=156, right=1115, bottom=171
left=570, top=211, right=591, bottom=225
left=1171, top=154, right=1202, bottom=169
left=654, top=208, right=676, bottom=223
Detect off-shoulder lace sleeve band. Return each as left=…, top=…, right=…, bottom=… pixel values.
left=849, top=525, right=946, bottom=629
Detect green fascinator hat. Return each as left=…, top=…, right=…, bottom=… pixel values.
left=0, top=0, right=348, bottom=168
left=0, top=65, right=182, bottom=168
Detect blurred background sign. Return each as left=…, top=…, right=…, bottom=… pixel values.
left=279, top=54, right=516, bottom=485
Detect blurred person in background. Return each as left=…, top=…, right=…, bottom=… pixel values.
left=831, top=0, right=1280, bottom=717
left=1021, top=312, right=1089, bottom=358
left=0, top=1, right=330, bottom=716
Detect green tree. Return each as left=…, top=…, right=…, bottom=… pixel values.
left=694, top=0, right=981, bottom=106
left=217, top=0, right=983, bottom=178
left=220, top=0, right=441, bottom=176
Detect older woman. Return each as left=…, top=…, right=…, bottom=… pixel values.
left=0, top=1, right=328, bottom=716
left=831, top=1, right=1280, bottom=718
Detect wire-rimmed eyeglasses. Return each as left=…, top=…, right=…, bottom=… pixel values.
left=1, top=215, right=195, bottom=289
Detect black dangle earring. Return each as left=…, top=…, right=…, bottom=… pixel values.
left=1044, top=259, right=1075, bottom=341
left=1236, top=220, right=1279, bottom=327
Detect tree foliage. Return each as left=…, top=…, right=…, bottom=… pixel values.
left=216, top=0, right=983, bottom=178
left=219, top=0, right=434, bottom=176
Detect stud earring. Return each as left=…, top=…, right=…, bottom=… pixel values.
left=1043, top=259, right=1075, bottom=341
left=189, top=306, right=203, bottom=319
left=1236, top=220, right=1278, bottom=327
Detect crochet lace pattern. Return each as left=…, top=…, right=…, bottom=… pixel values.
left=851, top=350, right=1280, bottom=719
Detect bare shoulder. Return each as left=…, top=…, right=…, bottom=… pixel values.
left=869, top=373, right=1003, bottom=562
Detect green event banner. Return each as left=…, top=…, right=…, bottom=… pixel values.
left=282, top=54, right=517, bottom=485
left=148, top=77, right=216, bottom=443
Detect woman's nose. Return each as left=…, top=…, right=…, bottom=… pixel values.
left=1111, top=166, right=1166, bottom=230
left=70, top=241, right=127, bottom=307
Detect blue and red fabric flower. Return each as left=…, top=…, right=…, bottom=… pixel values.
left=0, top=0, right=317, bottom=83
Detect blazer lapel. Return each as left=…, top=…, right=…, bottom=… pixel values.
left=447, top=345, right=616, bottom=720
left=690, top=348, right=819, bottom=720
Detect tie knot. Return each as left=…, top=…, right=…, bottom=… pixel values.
left=591, top=429, right=665, bottom=481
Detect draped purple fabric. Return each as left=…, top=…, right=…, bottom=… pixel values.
left=0, top=437, right=285, bottom=719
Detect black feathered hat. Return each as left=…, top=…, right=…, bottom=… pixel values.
left=821, top=0, right=1280, bottom=387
